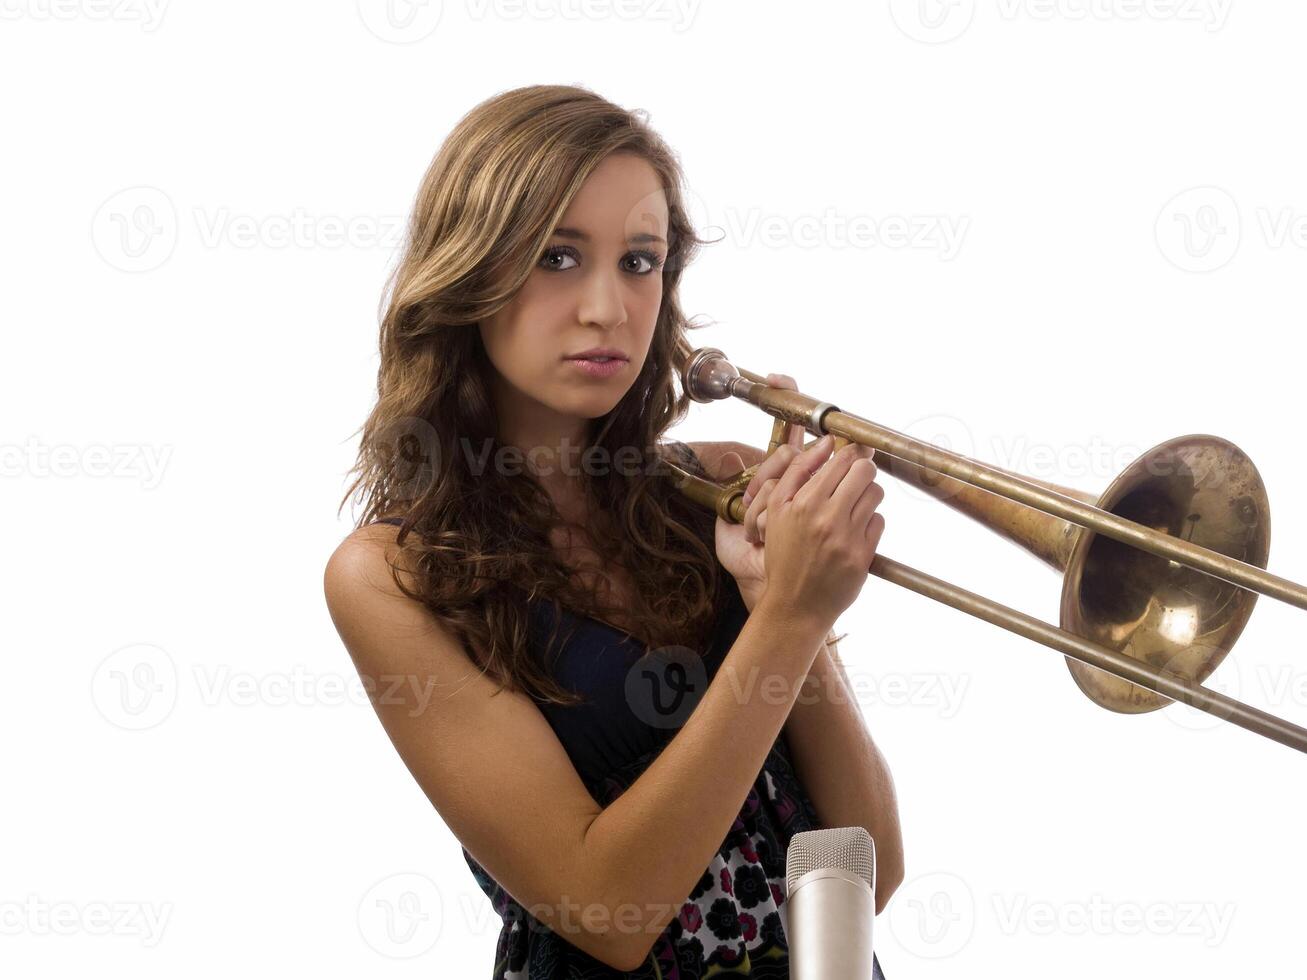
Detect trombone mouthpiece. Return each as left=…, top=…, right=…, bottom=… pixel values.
left=683, top=347, right=740, bottom=403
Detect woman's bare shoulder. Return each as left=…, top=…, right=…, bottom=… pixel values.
left=324, top=520, right=418, bottom=604
left=679, top=440, right=768, bottom=481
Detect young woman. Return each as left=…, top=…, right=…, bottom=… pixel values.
left=326, top=84, right=901, bottom=978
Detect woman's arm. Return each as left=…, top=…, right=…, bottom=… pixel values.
left=326, top=521, right=831, bottom=971
left=767, top=618, right=904, bottom=913
left=688, top=439, right=905, bottom=914
left=582, top=591, right=831, bottom=964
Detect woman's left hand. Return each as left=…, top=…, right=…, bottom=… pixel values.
left=712, top=374, right=808, bottom=611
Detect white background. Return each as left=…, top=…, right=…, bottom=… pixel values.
left=3, top=1, right=1305, bottom=977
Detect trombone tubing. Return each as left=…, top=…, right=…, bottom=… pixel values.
left=725, top=363, right=1307, bottom=612
left=662, top=461, right=1307, bottom=755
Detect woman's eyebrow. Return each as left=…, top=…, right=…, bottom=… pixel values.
left=551, top=226, right=666, bottom=245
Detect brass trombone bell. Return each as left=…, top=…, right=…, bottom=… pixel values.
left=662, top=347, right=1307, bottom=755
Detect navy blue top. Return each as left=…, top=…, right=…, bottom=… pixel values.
left=526, top=573, right=749, bottom=785
left=369, top=513, right=749, bottom=784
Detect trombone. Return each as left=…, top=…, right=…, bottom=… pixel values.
left=661, top=347, right=1307, bottom=755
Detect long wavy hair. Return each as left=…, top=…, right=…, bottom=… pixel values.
left=338, top=84, right=726, bottom=706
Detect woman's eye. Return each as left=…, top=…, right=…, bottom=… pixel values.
left=622, top=250, right=664, bottom=275
left=539, top=246, right=579, bottom=271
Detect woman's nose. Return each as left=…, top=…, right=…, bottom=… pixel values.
left=576, top=267, right=627, bottom=329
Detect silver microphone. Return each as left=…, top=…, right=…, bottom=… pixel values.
left=785, top=826, right=877, bottom=979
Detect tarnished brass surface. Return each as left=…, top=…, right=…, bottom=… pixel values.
left=662, top=347, right=1307, bottom=753
left=1060, top=435, right=1269, bottom=713
left=874, top=453, right=1094, bottom=573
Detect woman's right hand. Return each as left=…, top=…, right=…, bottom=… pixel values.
left=758, top=433, right=886, bottom=632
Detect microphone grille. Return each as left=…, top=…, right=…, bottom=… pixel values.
left=785, top=826, right=875, bottom=893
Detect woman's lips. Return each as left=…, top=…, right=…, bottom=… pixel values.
left=564, top=356, right=628, bottom=378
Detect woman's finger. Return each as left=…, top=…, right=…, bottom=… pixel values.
left=772, top=434, right=836, bottom=505
left=846, top=463, right=885, bottom=530
left=765, top=374, right=806, bottom=455
left=831, top=445, right=878, bottom=519
left=743, top=444, right=796, bottom=505
left=742, top=374, right=804, bottom=507
left=743, top=477, right=778, bottom=543
left=793, top=439, right=860, bottom=509
left=865, top=511, right=887, bottom=557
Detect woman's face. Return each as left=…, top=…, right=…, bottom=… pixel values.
left=478, top=151, right=668, bottom=436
